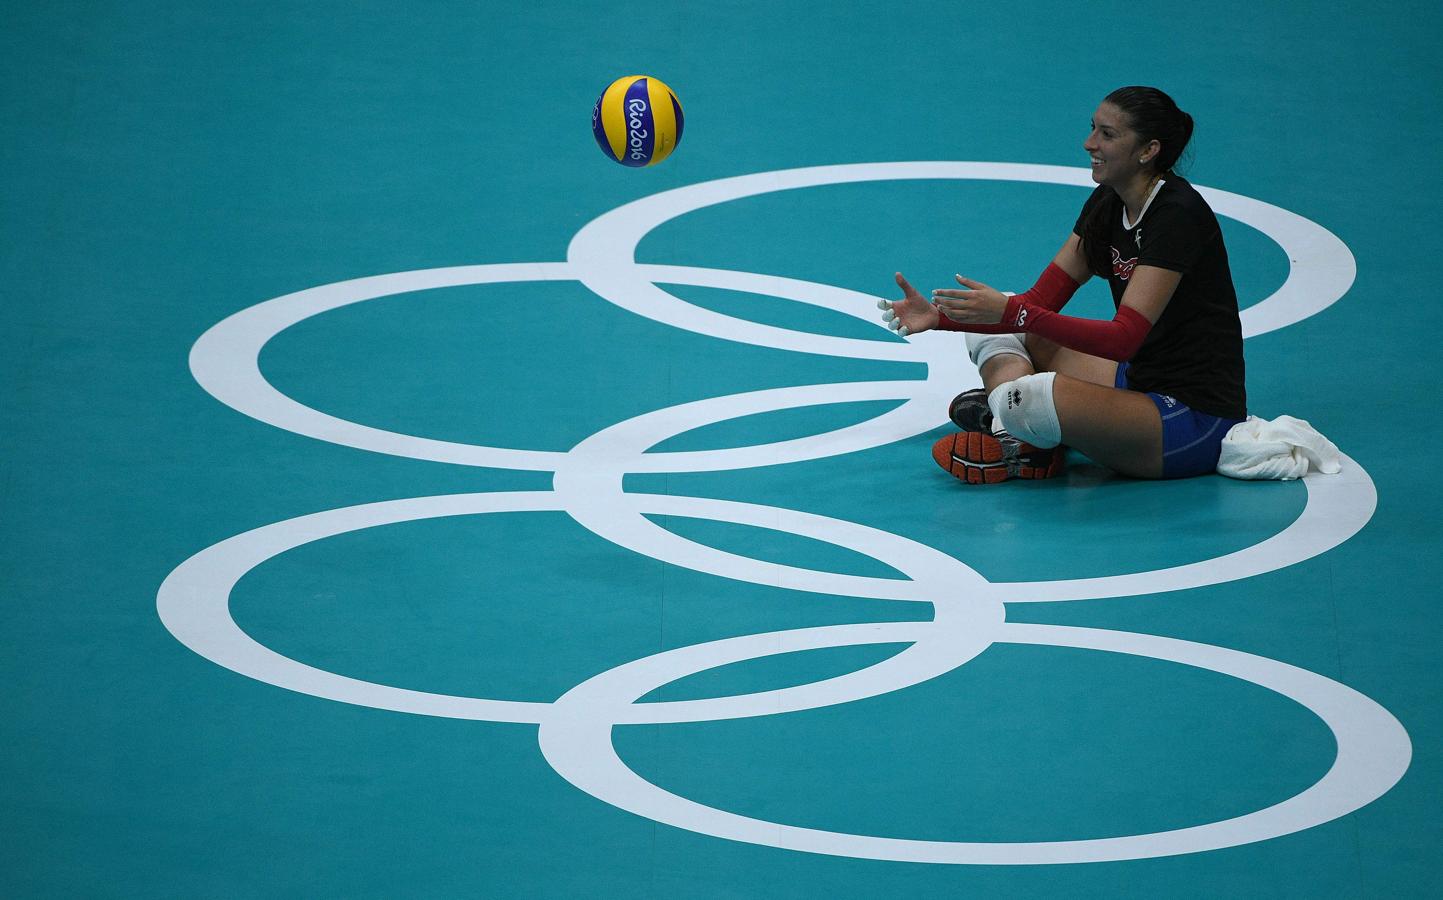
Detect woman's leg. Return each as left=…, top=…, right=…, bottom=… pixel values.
left=974, top=333, right=1118, bottom=390
left=1050, top=375, right=1163, bottom=478
left=984, top=335, right=1164, bottom=479
left=1022, top=334, right=1119, bottom=388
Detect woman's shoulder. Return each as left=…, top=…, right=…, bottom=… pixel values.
left=1153, top=177, right=1220, bottom=230
left=1157, top=176, right=1210, bottom=210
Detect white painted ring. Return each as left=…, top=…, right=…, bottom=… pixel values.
left=568, top=161, right=1354, bottom=342
left=539, top=621, right=1409, bottom=864
left=156, top=490, right=1003, bottom=725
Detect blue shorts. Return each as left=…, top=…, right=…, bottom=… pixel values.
left=1115, top=363, right=1244, bottom=479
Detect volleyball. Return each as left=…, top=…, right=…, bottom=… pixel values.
left=591, top=75, right=684, bottom=167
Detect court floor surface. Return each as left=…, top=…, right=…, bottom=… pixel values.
left=4, top=2, right=1442, bottom=896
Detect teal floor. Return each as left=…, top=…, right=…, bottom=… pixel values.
left=5, top=2, right=1443, bottom=896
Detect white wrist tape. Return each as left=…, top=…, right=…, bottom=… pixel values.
left=987, top=372, right=1062, bottom=448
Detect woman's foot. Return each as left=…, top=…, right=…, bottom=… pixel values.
left=933, top=389, right=1067, bottom=485
left=932, top=430, right=1065, bottom=483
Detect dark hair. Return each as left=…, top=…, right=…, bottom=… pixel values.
left=1079, top=86, right=1195, bottom=276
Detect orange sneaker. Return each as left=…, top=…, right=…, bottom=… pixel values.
left=932, top=430, right=1065, bottom=484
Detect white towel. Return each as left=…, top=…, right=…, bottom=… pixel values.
left=1216, top=415, right=1342, bottom=481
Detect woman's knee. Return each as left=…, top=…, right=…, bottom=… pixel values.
left=1023, top=334, right=1062, bottom=371
left=987, top=372, right=1063, bottom=448
left=1032, top=338, right=1120, bottom=388
left=965, top=332, right=1030, bottom=370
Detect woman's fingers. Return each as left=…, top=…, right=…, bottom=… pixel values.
left=934, top=299, right=975, bottom=323
left=878, top=298, right=899, bottom=328
left=894, top=271, right=923, bottom=298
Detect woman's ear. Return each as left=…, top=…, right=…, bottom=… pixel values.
left=1139, top=138, right=1162, bottom=165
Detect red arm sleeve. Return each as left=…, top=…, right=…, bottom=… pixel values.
left=1015, top=262, right=1082, bottom=312
left=1001, top=297, right=1152, bottom=361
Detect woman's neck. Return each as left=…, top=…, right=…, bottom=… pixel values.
left=1117, top=171, right=1163, bottom=223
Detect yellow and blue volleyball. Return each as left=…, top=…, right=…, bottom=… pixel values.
left=591, top=75, right=684, bottom=167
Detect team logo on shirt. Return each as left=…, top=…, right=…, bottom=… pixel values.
left=1111, top=246, right=1138, bottom=281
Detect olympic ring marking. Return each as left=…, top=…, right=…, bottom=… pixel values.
left=157, top=485, right=1408, bottom=864
left=566, top=162, right=1355, bottom=344
left=156, top=429, right=1393, bottom=864
left=551, top=376, right=965, bottom=475
left=544, top=280, right=1372, bottom=602
left=189, top=262, right=939, bottom=473
left=156, top=490, right=1002, bottom=725
left=1002, top=450, right=1376, bottom=602
left=164, top=161, right=1404, bottom=865
left=182, top=242, right=1372, bottom=595
left=540, top=621, right=1409, bottom=864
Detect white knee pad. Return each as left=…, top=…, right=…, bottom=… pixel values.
left=965, top=331, right=1030, bottom=371
left=988, top=372, right=1062, bottom=448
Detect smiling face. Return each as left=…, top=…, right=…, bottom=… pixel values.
left=1083, top=102, right=1160, bottom=187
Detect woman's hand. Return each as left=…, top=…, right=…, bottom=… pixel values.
left=931, top=275, right=1009, bottom=325
left=877, top=272, right=940, bottom=336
